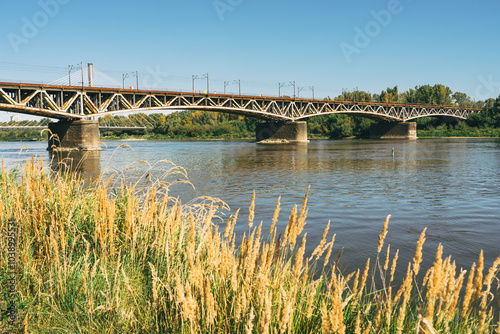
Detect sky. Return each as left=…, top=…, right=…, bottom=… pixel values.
left=0, top=0, right=499, bottom=117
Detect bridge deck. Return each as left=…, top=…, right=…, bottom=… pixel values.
left=0, top=82, right=481, bottom=122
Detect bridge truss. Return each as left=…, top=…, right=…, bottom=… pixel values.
left=0, top=82, right=480, bottom=122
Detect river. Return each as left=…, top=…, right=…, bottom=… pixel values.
left=2, top=138, right=499, bottom=279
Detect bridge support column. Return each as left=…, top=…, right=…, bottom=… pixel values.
left=256, top=121, right=308, bottom=143
left=48, top=120, right=102, bottom=151
left=370, top=122, right=417, bottom=139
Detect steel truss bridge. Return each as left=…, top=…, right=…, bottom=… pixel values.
left=0, top=82, right=480, bottom=122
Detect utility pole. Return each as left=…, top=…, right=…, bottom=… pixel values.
left=203, top=73, right=209, bottom=93
left=289, top=81, right=296, bottom=98
left=224, top=81, right=230, bottom=94
left=80, top=62, right=84, bottom=87
left=297, top=86, right=306, bottom=98
left=193, top=74, right=208, bottom=93
left=80, top=62, right=84, bottom=115
left=122, top=73, right=128, bottom=89
left=192, top=75, right=198, bottom=92
left=312, top=86, right=315, bottom=99
left=279, top=82, right=286, bottom=97
left=136, top=71, right=139, bottom=90
left=68, top=65, right=71, bottom=86
left=234, top=79, right=241, bottom=95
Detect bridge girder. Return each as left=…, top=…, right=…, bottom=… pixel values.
left=0, top=82, right=481, bottom=122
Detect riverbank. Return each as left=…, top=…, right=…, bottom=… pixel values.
left=1, top=159, right=499, bottom=333
left=101, top=133, right=255, bottom=141
left=418, top=128, right=500, bottom=138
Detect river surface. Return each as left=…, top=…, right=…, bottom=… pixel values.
left=2, top=138, right=499, bottom=279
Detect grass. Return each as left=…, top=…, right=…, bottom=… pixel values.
left=0, top=158, right=499, bottom=333
left=418, top=126, right=500, bottom=138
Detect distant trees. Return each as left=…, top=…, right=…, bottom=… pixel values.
left=335, top=90, right=373, bottom=102
left=150, top=110, right=254, bottom=139
left=307, top=114, right=374, bottom=138
left=466, top=95, right=500, bottom=129
left=375, top=86, right=399, bottom=103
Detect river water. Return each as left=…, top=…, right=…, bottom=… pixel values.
left=2, top=138, right=499, bottom=279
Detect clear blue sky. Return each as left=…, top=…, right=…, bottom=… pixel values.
left=0, top=0, right=499, bottom=101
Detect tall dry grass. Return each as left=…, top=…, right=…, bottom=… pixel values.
left=0, top=158, right=499, bottom=333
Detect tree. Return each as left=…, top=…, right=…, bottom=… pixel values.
left=335, top=90, right=372, bottom=102
left=379, top=86, right=399, bottom=103
left=432, top=84, right=452, bottom=106
left=452, top=92, right=473, bottom=107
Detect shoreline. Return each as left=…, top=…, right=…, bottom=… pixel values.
left=2, top=136, right=498, bottom=143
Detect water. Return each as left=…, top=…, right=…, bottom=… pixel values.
left=2, top=138, right=499, bottom=278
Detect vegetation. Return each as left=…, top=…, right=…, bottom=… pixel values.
left=2, top=84, right=499, bottom=141
left=0, top=129, right=46, bottom=141
left=99, top=111, right=257, bottom=140
left=1, top=159, right=500, bottom=333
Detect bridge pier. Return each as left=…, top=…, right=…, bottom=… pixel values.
left=256, top=121, right=308, bottom=143
left=48, top=120, right=102, bottom=151
left=370, top=122, right=417, bottom=139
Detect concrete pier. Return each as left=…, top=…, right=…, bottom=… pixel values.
left=370, top=122, right=417, bottom=139
left=50, top=150, right=101, bottom=183
left=48, top=120, right=102, bottom=151
left=256, top=121, right=308, bottom=143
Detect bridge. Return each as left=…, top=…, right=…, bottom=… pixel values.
left=0, top=79, right=481, bottom=150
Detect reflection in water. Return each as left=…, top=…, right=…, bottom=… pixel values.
left=50, top=150, right=101, bottom=184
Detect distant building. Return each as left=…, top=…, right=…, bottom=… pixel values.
left=10, top=114, right=21, bottom=122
